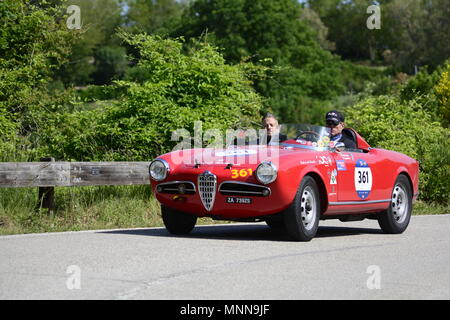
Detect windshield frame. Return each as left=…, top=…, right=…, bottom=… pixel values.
left=278, top=123, right=334, bottom=151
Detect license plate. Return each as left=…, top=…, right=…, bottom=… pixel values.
left=226, top=197, right=252, bottom=204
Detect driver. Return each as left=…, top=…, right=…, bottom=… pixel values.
left=325, top=110, right=356, bottom=149
left=262, top=113, right=287, bottom=145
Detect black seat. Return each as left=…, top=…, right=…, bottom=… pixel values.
left=342, top=128, right=357, bottom=148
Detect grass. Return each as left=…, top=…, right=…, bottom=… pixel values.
left=0, top=185, right=229, bottom=235
left=0, top=186, right=448, bottom=235
left=412, top=200, right=450, bottom=216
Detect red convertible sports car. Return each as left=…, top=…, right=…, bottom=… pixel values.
left=149, top=124, right=419, bottom=241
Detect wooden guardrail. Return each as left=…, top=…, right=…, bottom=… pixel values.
left=0, top=158, right=151, bottom=211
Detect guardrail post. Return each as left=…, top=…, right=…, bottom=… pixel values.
left=38, top=157, right=55, bottom=213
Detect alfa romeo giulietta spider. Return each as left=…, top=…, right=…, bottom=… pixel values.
left=149, top=124, right=419, bottom=241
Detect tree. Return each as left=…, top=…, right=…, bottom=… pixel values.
left=0, top=0, right=74, bottom=116
left=175, top=0, right=319, bottom=65
left=125, top=0, right=188, bottom=35
left=308, top=0, right=386, bottom=63
left=173, top=0, right=357, bottom=123
left=307, top=0, right=450, bottom=72
left=382, top=0, right=450, bottom=72
left=346, top=93, right=449, bottom=205
left=0, top=0, right=75, bottom=160
left=41, top=33, right=266, bottom=161
left=300, top=7, right=335, bottom=51
left=92, top=46, right=128, bottom=85
left=55, top=0, right=125, bottom=86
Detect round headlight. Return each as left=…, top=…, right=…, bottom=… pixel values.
left=256, top=161, right=277, bottom=185
left=149, top=159, right=170, bottom=181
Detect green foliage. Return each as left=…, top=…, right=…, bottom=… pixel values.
left=1, top=0, right=447, bottom=214
left=0, top=106, right=17, bottom=160
left=0, top=0, right=76, bottom=161
left=308, top=0, right=450, bottom=73
left=0, top=0, right=74, bottom=112
left=176, top=0, right=319, bottom=65
left=55, top=0, right=125, bottom=86
left=125, top=0, right=187, bottom=35
left=400, top=60, right=450, bottom=127
left=76, top=85, right=126, bottom=102
left=174, top=0, right=390, bottom=124
left=346, top=95, right=449, bottom=205
left=92, top=46, right=128, bottom=85
left=40, top=33, right=265, bottom=161
left=400, top=67, right=441, bottom=101
left=434, top=65, right=450, bottom=127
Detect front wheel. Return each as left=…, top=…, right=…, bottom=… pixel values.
left=377, top=175, right=412, bottom=234
left=265, top=214, right=285, bottom=229
left=283, top=176, right=320, bottom=241
left=161, top=205, right=197, bottom=235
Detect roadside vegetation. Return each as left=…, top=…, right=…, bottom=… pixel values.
left=0, top=0, right=448, bottom=235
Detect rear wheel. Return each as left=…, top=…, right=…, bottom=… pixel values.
left=161, top=205, right=197, bottom=235
left=377, top=175, right=412, bottom=234
left=283, top=176, right=320, bottom=241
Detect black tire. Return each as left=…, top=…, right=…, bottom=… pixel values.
left=265, top=214, right=285, bottom=229
left=377, top=174, right=412, bottom=234
left=161, top=205, right=197, bottom=235
left=283, top=176, right=320, bottom=241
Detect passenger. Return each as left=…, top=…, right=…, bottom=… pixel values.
left=325, top=110, right=356, bottom=149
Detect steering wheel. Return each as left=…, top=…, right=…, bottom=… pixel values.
left=295, top=130, right=321, bottom=142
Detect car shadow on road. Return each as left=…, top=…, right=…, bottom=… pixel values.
left=99, top=223, right=383, bottom=242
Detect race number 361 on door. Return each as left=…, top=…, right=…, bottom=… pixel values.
left=354, top=159, right=372, bottom=199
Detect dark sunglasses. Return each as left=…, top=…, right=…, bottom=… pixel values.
left=326, top=120, right=340, bottom=127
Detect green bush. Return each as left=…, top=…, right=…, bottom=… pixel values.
left=76, top=85, right=126, bottom=102
left=0, top=106, right=17, bottom=160
left=0, top=0, right=76, bottom=161
left=92, top=46, right=128, bottom=85
left=40, top=33, right=265, bottom=161
left=346, top=95, right=449, bottom=205
left=399, top=60, right=449, bottom=126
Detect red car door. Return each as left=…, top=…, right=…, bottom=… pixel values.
left=331, top=150, right=379, bottom=202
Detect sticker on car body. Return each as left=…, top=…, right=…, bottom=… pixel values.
left=354, top=159, right=372, bottom=199
left=216, top=149, right=257, bottom=157
left=336, top=160, right=347, bottom=171
left=330, top=169, right=338, bottom=185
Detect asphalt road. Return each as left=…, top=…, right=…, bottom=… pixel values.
left=0, top=214, right=449, bottom=300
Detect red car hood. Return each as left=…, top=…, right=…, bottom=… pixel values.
left=158, top=145, right=315, bottom=169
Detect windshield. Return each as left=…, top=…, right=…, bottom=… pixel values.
left=229, top=123, right=339, bottom=151
left=278, top=124, right=334, bottom=150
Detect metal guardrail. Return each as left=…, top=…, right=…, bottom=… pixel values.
left=0, top=158, right=151, bottom=211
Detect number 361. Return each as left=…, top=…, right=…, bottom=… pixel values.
left=231, top=168, right=253, bottom=178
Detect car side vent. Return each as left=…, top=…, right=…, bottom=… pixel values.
left=219, top=182, right=271, bottom=197
left=198, top=171, right=217, bottom=211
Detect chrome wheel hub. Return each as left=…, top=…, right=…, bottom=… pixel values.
left=392, top=184, right=408, bottom=224
left=300, top=186, right=316, bottom=230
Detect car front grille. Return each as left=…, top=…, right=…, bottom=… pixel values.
left=198, top=171, right=217, bottom=211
